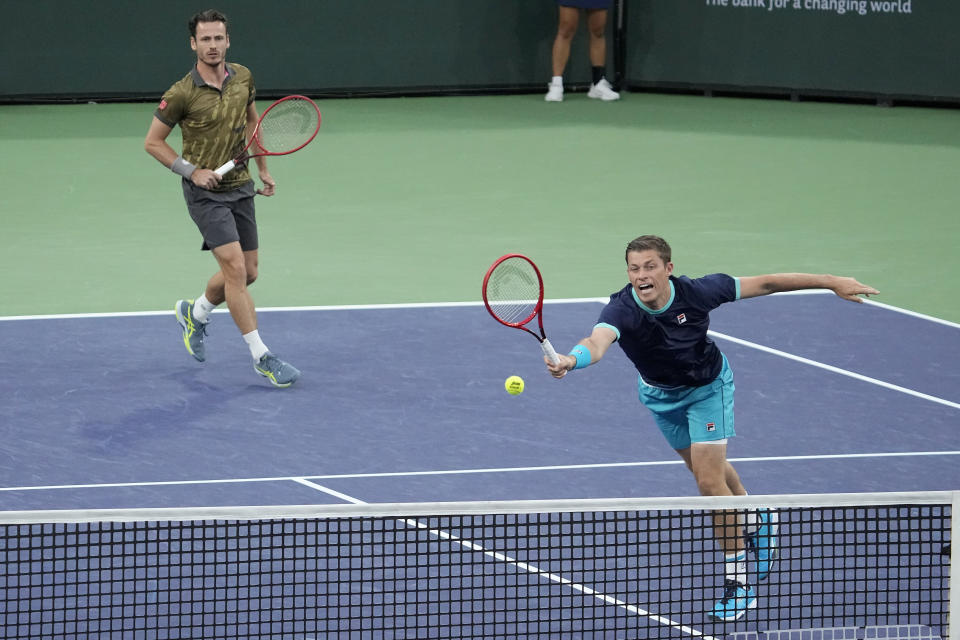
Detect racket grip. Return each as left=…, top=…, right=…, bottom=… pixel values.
left=541, top=339, right=561, bottom=365
left=213, top=160, right=235, bottom=177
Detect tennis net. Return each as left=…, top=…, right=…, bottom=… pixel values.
left=1, top=491, right=955, bottom=639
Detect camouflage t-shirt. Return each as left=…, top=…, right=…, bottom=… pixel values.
left=154, top=63, right=255, bottom=192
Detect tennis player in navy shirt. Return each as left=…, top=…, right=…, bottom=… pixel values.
left=546, top=235, right=879, bottom=621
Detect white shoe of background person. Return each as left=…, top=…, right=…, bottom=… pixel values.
left=588, top=78, right=620, bottom=101
left=544, top=81, right=564, bottom=102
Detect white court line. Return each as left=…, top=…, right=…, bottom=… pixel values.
left=2, top=291, right=958, bottom=325
left=0, top=297, right=595, bottom=322
left=862, top=298, right=960, bottom=329
left=708, top=330, right=960, bottom=410
left=291, top=478, right=364, bottom=505
left=3, top=295, right=957, bottom=409
left=2, top=450, right=958, bottom=492
left=3, top=296, right=957, bottom=405
left=291, top=477, right=716, bottom=640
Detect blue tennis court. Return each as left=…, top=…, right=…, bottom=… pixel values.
left=0, top=295, right=957, bottom=639
left=1, top=294, right=958, bottom=509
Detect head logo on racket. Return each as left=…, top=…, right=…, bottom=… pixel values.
left=482, top=254, right=560, bottom=365
left=214, top=95, right=321, bottom=177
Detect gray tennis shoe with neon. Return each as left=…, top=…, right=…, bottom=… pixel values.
left=746, top=508, right=779, bottom=580
left=254, top=353, right=301, bottom=388
left=175, top=299, right=207, bottom=362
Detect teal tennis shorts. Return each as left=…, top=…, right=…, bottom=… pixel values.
left=637, top=355, right=735, bottom=450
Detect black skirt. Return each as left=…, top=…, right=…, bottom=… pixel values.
left=557, top=0, right=612, bottom=8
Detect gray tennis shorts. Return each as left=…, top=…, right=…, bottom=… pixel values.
left=181, top=179, right=258, bottom=251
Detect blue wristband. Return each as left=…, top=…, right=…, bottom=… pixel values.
left=569, top=345, right=592, bottom=369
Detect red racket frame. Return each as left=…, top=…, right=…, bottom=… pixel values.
left=214, top=95, right=321, bottom=176
left=482, top=253, right=548, bottom=339
left=482, top=254, right=560, bottom=365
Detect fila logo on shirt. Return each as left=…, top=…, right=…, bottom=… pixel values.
left=676, top=313, right=687, bottom=325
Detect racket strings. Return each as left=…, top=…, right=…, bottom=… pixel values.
left=486, top=260, right=541, bottom=325
left=256, top=99, right=319, bottom=153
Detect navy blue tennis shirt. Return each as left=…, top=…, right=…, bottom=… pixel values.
left=597, top=274, right=741, bottom=388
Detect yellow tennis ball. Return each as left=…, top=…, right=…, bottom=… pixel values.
left=505, top=375, right=525, bottom=395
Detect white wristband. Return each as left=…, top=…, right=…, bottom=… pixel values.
left=171, top=156, right=197, bottom=179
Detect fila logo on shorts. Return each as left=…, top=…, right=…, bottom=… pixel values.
left=706, top=422, right=716, bottom=432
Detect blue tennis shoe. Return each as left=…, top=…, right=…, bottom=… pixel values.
left=746, top=508, right=779, bottom=581
left=708, top=579, right=757, bottom=621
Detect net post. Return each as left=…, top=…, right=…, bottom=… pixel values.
left=950, top=490, right=958, bottom=640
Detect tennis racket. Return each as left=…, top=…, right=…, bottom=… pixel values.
left=214, top=95, right=321, bottom=177
left=482, top=254, right=560, bottom=365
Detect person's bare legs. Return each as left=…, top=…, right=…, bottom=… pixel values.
left=208, top=242, right=258, bottom=334
left=677, top=442, right=758, bottom=619
left=206, top=242, right=299, bottom=386
left=586, top=8, right=608, bottom=68
left=677, top=443, right=746, bottom=557
left=551, top=6, right=580, bottom=77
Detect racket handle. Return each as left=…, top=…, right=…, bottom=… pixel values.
left=541, top=339, right=561, bottom=365
left=213, top=160, right=235, bottom=177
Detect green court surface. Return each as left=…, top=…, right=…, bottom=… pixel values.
left=1, top=93, right=958, bottom=321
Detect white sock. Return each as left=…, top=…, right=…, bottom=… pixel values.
left=724, top=551, right=748, bottom=586
left=551, top=76, right=563, bottom=87
left=192, top=294, right=217, bottom=323
left=743, top=509, right=760, bottom=535
left=242, top=330, right=269, bottom=361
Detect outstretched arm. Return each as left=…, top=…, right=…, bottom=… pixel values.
left=739, top=273, right=879, bottom=303
left=546, top=326, right=618, bottom=379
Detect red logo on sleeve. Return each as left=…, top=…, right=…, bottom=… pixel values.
left=158, top=99, right=168, bottom=110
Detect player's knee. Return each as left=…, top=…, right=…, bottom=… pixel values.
left=246, top=266, right=258, bottom=285
left=556, top=18, right=578, bottom=39
left=221, top=259, right=248, bottom=285
left=696, top=476, right=728, bottom=497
